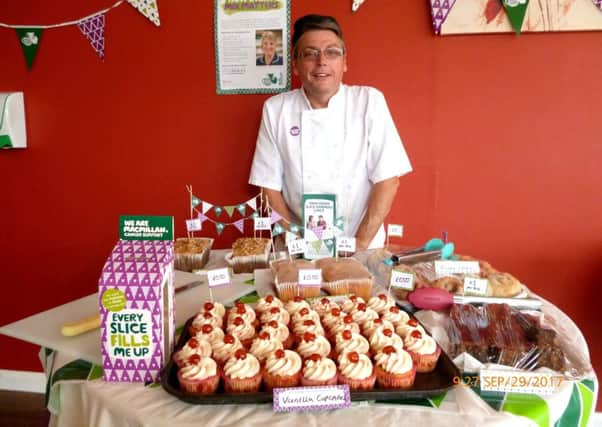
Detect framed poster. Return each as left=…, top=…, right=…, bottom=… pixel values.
left=214, top=0, right=291, bottom=94
left=302, top=194, right=336, bottom=259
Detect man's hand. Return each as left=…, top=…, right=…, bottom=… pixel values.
left=355, top=177, right=400, bottom=250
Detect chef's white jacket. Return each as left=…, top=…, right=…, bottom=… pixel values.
left=249, top=84, right=412, bottom=248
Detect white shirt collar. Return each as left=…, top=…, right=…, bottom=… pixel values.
left=300, top=84, right=344, bottom=110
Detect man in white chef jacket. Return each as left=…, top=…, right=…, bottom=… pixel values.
left=249, top=14, right=412, bottom=251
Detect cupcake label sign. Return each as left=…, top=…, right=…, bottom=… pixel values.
left=272, top=385, right=351, bottom=412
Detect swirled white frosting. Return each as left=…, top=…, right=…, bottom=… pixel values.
left=369, top=326, right=403, bottom=352
left=265, top=350, right=302, bottom=376
left=211, top=336, right=242, bottom=363
left=321, top=310, right=343, bottom=329
left=350, top=307, right=379, bottom=326
left=335, top=332, right=370, bottom=355
left=194, top=326, right=225, bottom=346
left=260, top=322, right=290, bottom=343
left=200, top=301, right=226, bottom=319
left=292, top=309, right=321, bottom=326
left=374, top=347, right=413, bottom=374
left=303, top=357, right=337, bottom=381
left=249, top=336, right=283, bottom=362
left=338, top=353, right=373, bottom=380
left=341, top=296, right=365, bottom=313
left=174, top=338, right=212, bottom=366
left=381, top=308, right=410, bottom=327
left=255, top=296, right=284, bottom=313
left=395, top=322, right=426, bottom=339
left=260, top=308, right=290, bottom=325
left=367, top=295, right=396, bottom=315
left=226, top=320, right=256, bottom=341
left=310, top=299, right=337, bottom=316
left=284, top=299, right=310, bottom=315
left=403, top=334, right=437, bottom=355
left=361, top=318, right=394, bottom=339
left=296, top=335, right=331, bottom=358
left=179, top=356, right=217, bottom=380
left=292, top=321, right=324, bottom=337
left=329, top=319, right=360, bottom=336
left=227, top=305, right=256, bottom=325
left=224, top=353, right=260, bottom=379
left=191, top=312, right=223, bottom=330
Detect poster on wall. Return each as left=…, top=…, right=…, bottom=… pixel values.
left=215, top=0, right=291, bottom=94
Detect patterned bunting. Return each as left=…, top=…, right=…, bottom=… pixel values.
left=246, top=197, right=257, bottom=211
left=311, top=241, right=322, bottom=252
left=127, top=0, right=161, bottom=26
left=236, top=204, right=246, bottom=216
left=233, top=219, right=244, bottom=233
left=334, top=217, right=345, bottom=231
left=191, top=196, right=201, bottom=208
left=430, top=0, right=456, bottom=35
left=311, top=226, right=324, bottom=240
left=224, top=205, right=235, bottom=217
left=323, top=239, right=335, bottom=251
left=285, top=231, right=298, bottom=245
left=290, top=224, right=300, bottom=234
left=272, top=223, right=285, bottom=236
left=77, top=14, right=105, bottom=59
left=202, top=201, right=213, bottom=214
left=214, top=206, right=223, bottom=217
left=16, top=28, right=43, bottom=70
left=196, top=212, right=208, bottom=223
left=250, top=211, right=259, bottom=219
left=270, top=210, right=282, bottom=224
left=215, top=223, right=225, bottom=235
left=502, top=0, right=529, bottom=34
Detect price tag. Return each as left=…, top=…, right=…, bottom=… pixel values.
left=207, top=268, right=230, bottom=288
left=273, top=385, right=351, bottom=412
left=480, top=369, right=564, bottom=396
left=298, top=269, right=322, bottom=287
left=390, top=270, right=415, bottom=290
left=463, top=277, right=489, bottom=296
left=435, top=260, right=480, bottom=276
left=387, top=224, right=403, bottom=237
left=336, top=237, right=356, bottom=253
left=254, top=217, right=271, bottom=231
left=288, top=238, right=307, bottom=256
left=185, top=218, right=202, bottom=232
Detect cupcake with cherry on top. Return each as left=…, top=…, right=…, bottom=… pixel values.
left=369, top=325, right=403, bottom=354
left=249, top=330, right=283, bottom=365
left=263, top=349, right=302, bottom=391
left=260, top=320, right=293, bottom=349
left=381, top=306, right=410, bottom=329
left=177, top=355, right=220, bottom=395
left=367, top=293, right=396, bottom=316
left=403, top=329, right=441, bottom=373
left=395, top=318, right=426, bottom=339
left=211, top=334, right=243, bottom=366
left=374, top=345, right=416, bottom=389
left=222, top=348, right=262, bottom=393
left=254, top=294, right=284, bottom=314
left=296, top=332, right=332, bottom=360
left=173, top=337, right=212, bottom=368
left=226, top=316, right=256, bottom=349
left=301, top=353, right=337, bottom=386
left=336, top=351, right=376, bottom=391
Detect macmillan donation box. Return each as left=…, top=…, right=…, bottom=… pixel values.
left=98, top=216, right=175, bottom=383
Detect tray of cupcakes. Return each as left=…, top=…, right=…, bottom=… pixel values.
left=161, top=293, right=460, bottom=404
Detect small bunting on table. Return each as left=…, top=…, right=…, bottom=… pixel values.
left=270, top=210, right=282, bottom=224
left=290, top=224, right=300, bottom=234
left=16, top=28, right=43, bottom=70
left=272, top=223, right=285, bottom=236
left=233, top=219, right=245, bottom=233
left=196, top=212, right=209, bottom=223
left=191, top=195, right=201, bottom=208
left=310, top=241, right=323, bottom=252
left=202, top=201, right=213, bottom=214
left=250, top=211, right=259, bottom=219
left=323, top=239, right=335, bottom=251
left=246, top=197, right=257, bottom=211
left=214, top=206, right=223, bottom=217
left=215, top=222, right=225, bottom=235
left=312, top=226, right=324, bottom=240
left=127, top=0, right=161, bottom=26
left=77, top=14, right=106, bottom=60
left=236, top=204, right=246, bottom=216
left=502, top=0, right=529, bottom=34
left=224, top=205, right=235, bottom=218
left=334, top=217, right=345, bottom=231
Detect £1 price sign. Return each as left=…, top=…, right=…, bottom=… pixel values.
left=288, top=238, right=306, bottom=256
left=254, top=217, right=271, bottom=231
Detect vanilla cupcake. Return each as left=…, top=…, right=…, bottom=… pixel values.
left=335, top=329, right=370, bottom=358
left=193, top=324, right=225, bottom=346
left=350, top=303, right=379, bottom=327
left=395, top=318, right=426, bottom=339
left=361, top=318, right=394, bottom=340
left=321, top=307, right=344, bottom=330
left=374, top=345, right=416, bottom=389
left=403, top=330, right=441, bottom=373
left=249, top=330, right=283, bottom=364
left=284, top=296, right=311, bottom=315
left=173, top=337, right=213, bottom=368
left=263, top=349, right=302, bottom=391
left=177, top=356, right=220, bottom=395
left=329, top=315, right=361, bottom=338
left=296, top=332, right=332, bottom=359
left=367, top=293, right=396, bottom=315
left=200, top=301, right=226, bottom=320
left=341, top=295, right=365, bottom=313
left=222, top=349, right=262, bottom=392
left=260, top=306, right=290, bottom=326
left=311, top=297, right=338, bottom=317
left=337, top=351, right=376, bottom=390
left=301, top=354, right=337, bottom=386
left=292, top=319, right=325, bottom=340
left=291, top=308, right=321, bottom=326
left=212, top=334, right=243, bottom=366
left=227, top=302, right=257, bottom=325
left=254, top=294, right=284, bottom=314
left=369, top=326, right=403, bottom=353
left=381, top=306, right=410, bottom=328
left=226, top=317, right=256, bottom=348
left=260, top=320, right=293, bottom=349
left=190, top=311, right=223, bottom=332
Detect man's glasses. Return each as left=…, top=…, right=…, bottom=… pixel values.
left=299, top=46, right=345, bottom=61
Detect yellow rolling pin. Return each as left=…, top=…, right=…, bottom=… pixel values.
left=61, top=313, right=101, bottom=337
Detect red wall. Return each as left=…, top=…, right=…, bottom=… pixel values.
left=1, top=1, right=600, bottom=409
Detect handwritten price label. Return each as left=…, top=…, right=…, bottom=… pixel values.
left=387, top=224, right=403, bottom=237
left=435, top=260, right=480, bottom=276
left=207, top=268, right=231, bottom=288
left=480, top=370, right=564, bottom=395
left=390, top=270, right=414, bottom=290
left=254, top=217, right=271, bottom=231
left=336, top=237, right=356, bottom=253
left=298, top=269, right=322, bottom=287
left=185, top=218, right=202, bottom=232
left=288, top=238, right=307, bottom=256
left=463, top=277, right=489, bottom=296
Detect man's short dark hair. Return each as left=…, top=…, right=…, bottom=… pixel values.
left=292, top=14, right=344, bottom=57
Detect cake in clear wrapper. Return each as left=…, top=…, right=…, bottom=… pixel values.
left=318, top=257, right=373, bottom=300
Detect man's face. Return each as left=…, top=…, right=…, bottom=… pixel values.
left=293, top=29, right=347, bottom=107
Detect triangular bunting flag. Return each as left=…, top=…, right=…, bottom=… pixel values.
left=236, top=204, right=246, bottom=216
left=323, top=239, right=335, bottom=251
left=127, top=0, right=161, bottom=26
left=311, top=240, right=322, bottom=252
left=191, top=195, right=201, bottom=208
left=270, top=210, right=283, bottom=224
left=16, top=28, right=43, bottom=70
left=224, top=205, right=235, bottom=217
left=233, top=219, right=244, bottom=233
left=429, top=0, right=456, bottom=35
left=77, top=14, right=105, bottom=60
left=202, top=201, right=213, bottom=214
left=312, top=226, right=324, bottom=240
left=272, top=223, right=285, bottom=236
left=502, top=0, right=529, bottom=34
left=214, top=206, right=223, bottom=217
left=250, top=211, right=259, bottom=219
left=285, top=231, right=297, bottom=245
left=334, top=216, right=345, bottom=231
left=290, top=224, right=300, bottom=234
left=215, top=222, right=225, bottom=235
left=246, top=197, right=257, bottom=211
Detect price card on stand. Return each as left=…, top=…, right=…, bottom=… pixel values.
left=390, top=270, right=415, bottom=290
left=387, top=224, right=404, bottom=237
left=336, top=237, right=356, bottom=253
left=254, top=217, right=271, bottom=231
left=435, top=260, right=480, bottom=276
left=207, top=268, right=231, bottom=288
left=288, top=238, right=307, bottom=256
left=298, top=269, right=322, bottom=287
left=185, top=218, right=202, bottom=232
left=463, top=277, right=489, bottom=296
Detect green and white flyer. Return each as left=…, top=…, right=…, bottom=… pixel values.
left=214, top=0, right=291, bottom=94
left=302, top=194, right=336, bottom=259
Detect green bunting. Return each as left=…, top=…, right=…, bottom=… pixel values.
left=311, top=241, right=322, bottom=252
left=224, top=205, right=235, bottom=217
left=236, top=204, right=246, bottom=216
left=323, top=239, right=335, bottom=251
left=214, top=206, right=223, bottom=217
left=502, top=0, right=529, bottom=34
left=215, top=223, right=225, bottom=235
left=191, top=196, right=200, bottom=208
left=16, top=28, right=43, bottom=70
left=272, top=223, right=284, bottom=236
